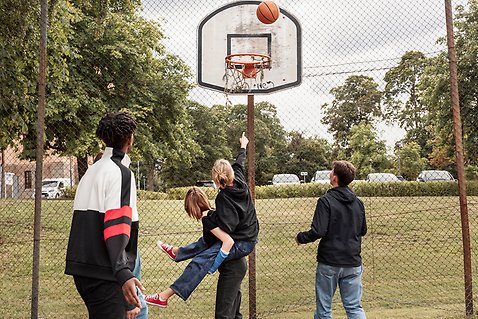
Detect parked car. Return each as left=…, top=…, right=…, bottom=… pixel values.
left=416, top=170, right=455, bottom=182
left=41, top=178, right=71, bottom=199
left=310, top=170, right=331, bottom=184
left=366, top=173, right=401, bottom=182
left=195, top=180, right=216, bottom=188
left=271, top=174, right=300, bottom=185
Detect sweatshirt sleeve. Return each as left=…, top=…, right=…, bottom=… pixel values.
left=232, top=148, right=247, bottom=183
left=103, top=170, right=135, bottom=286
left=297, top=198, right=330, bottom=244
left=360, top=200, right=367, bottom=236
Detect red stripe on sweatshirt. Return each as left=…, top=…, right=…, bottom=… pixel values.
left=104, top=206, right=132, bottom=223
left=104, top=224, right=131, bottom=241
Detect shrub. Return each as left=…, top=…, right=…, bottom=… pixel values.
left=59, top=181, right=478, bottom=200
left=254, top=181, right=478, bottom=199
left=166, top=187, right=218, bottom=200
left=137, top=190, right=168, bottom=200
left=62, top=186, right=78, bottom=199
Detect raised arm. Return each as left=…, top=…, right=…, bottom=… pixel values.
left=236, top=132, right=249, bottom=166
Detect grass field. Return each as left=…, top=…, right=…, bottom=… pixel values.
left=1, top=196, right=478, bottom=318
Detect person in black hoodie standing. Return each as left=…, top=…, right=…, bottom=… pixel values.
left=296, top=160, right=367, bottom=319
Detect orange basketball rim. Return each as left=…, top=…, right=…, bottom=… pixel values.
left=225, top=53, right=272, bottom=79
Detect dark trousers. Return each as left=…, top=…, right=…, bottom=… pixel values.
left=74, top=276, right=127, bottom=319
left=215, top=257, right=248, bottom=319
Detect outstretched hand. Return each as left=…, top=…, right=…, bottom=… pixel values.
left=122, top=277, right=145, bottom=308
left=240, top=132, right=249, bottom=149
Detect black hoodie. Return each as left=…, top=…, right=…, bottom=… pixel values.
left=297, top=186, right=367, bottom=267
left=213, top=148, right=259, bottom=242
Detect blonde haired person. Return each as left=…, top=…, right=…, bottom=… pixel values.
left=145, top=133, right=259, bottom=309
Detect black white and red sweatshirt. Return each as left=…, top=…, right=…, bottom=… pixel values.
left=65, top=147, right=138, bottom=286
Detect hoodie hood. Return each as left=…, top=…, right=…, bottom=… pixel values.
left=327, top=186, right=356, bottom=203
left=223, top=179, right=249, bottom=200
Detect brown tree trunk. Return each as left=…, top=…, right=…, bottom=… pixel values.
left=147, top=161, right=155, bottom=191
left=77, top=155, right=89, bottom=181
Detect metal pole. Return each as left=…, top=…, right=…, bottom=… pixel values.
left=1, top=149, right=4, bottom=199
left=247, top=95, right=257, bottom=319
left=31, top=0, right=48, bottom=317
left=444, top=0, right=473, bottom=315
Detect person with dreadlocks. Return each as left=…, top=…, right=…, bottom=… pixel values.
left=65, top=112, right=145, bottom=319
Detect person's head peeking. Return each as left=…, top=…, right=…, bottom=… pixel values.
left=330, top=160, right=356, bottom=187
left=96, top=112, right=137, bottom=153
left=184, top=186, right=212, bottom=220
left=212, top=159, right=234, bottom=189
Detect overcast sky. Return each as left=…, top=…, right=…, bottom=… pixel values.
left=140, top=0, right=468, bottom=151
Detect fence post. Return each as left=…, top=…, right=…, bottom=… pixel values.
left=31, top=0, right=48, bottom=317
left=444, top=0, right=473, bottom=315
left=247, top=94, right=257, bottom=319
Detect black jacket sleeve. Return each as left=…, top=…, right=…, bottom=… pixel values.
left=360, top=200, right=367, bottom=236
left=232, top=148, right=247, bottom=183
left=296, top=198, right=330, bottom=244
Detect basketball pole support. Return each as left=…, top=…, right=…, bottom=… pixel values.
left=247, top=94, right=257, bottom=319
left=31, top=0, right=48, bottom=317
left=444, top=0, right=473, bottom=315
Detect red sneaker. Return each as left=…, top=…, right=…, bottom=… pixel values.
left=157, top=240, right=176, bottom=260
left=144, top=293, right=168, bottom=308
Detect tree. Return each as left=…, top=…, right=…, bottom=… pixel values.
left=419, top=2, right=478, bottom=167
left=0, top=0, right=44, bottom=149
left=396, top=141, right=427, bottom=180
left=383, top=51, right=428, bottom=131
left=212, top=101, right=288, bottom=185
left=349, top=123, right=389, bottom=178
left=383, top=51, right=432, bottom=158
left=284, top=132, right=332, bottom=181
left=159, top=101, right=232, bottom=189
left=322, top=75, right=382, bottom=154
left=12, top=0, right=196, bottom=183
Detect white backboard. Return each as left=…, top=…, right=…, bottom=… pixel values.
left=198, top=1, right=302, bottom=94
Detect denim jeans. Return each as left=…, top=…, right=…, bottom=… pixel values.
left=314, top=263, right=366, bottom=319
left=171, top=237, right=255, bottom=300
left=136, top=290, right=148, bottom=319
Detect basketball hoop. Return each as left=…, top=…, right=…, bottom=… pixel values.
left=223, top=53, right=272, bottom=93
left=225, top=53, right=271, bottom=78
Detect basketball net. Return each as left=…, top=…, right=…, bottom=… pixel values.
left=223, top=53, right=271, bottom=105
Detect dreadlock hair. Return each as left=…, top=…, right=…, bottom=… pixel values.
left=96, top=112, right=137, bottom=149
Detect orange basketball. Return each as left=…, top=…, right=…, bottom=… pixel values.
left=256, top=1, right=280, bottom=24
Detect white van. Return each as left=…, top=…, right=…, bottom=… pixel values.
left=272, top=174, right=301, bottom=185
left=41, top=178, right=71, bottom=199
left=311, top=170, right=332, bottom=184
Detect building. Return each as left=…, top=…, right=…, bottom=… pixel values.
left=0, top=146, right=79, bottom=199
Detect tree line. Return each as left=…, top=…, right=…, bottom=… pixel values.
left=1, top=1, right=477, bottom=190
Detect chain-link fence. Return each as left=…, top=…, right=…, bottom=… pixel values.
left=2, top=0, right=478, bottom=318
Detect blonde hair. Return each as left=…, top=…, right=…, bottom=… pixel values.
left=184, top=187, right=212, bottom=221
left=212, top=159, right=234, bottom=189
